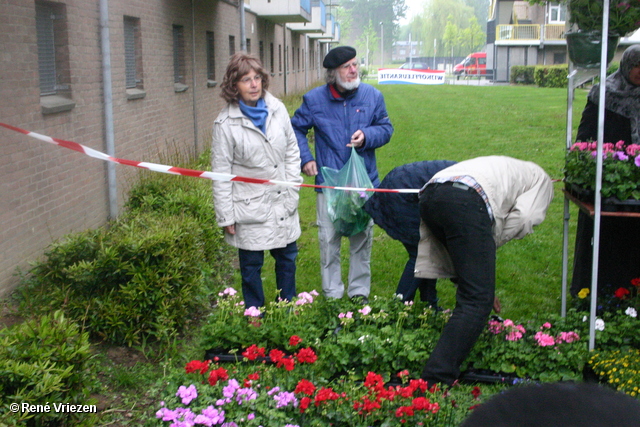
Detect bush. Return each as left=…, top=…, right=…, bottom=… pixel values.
left=17, top=151, right=234, bottom=349
left=0, top=311, right=97, bottom=426
left=510, top=65, right=536, bottom=85
left=534, top=65, right=569, bottom=88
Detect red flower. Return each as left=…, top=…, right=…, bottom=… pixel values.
left=269, top=349, right=285, bottom=364
left=395, top=405, right=414, bottom=418
left=409, top=378, right=429, bottom=394
left=295, top=347, right=318, bottom=364
left=294, top=379, right=316, bottom=396
left=208, top=367, right=228, bottom=386
left=397, top=369, right=410, bottom=378
left=314, top=387, right=340, bottom=406
left=631, top=278, right=640, bottom=288
left=185, top=360, right=210, bottom=375
left=299, top=396, right=312, bottom=413
left=278, top=357, right=295, bottom=371
left=472, top=386, right=482, bottom=400
left=364, top=371, right=384, bottom=391
left=615, top=287, right=631, bottom=299
left=242, top=344, right=266, bottom=361
left=289, top=335, right=303, bottom=347
left=412, top=397, right=431, bottom=411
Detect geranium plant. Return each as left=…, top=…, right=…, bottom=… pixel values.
left=564, top=141, right=640, bottom=201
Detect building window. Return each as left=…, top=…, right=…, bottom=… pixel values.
left=554, top=52, right=566, bottom=64
left=278, top=44, right=282, bottom=73
left=270, top=43, right=274, bottom=74
left=206, top=31, right=216, bottom=81
left=548, top=2, right=566, bottom=23
left=124, top=16, right=143, bottom=90
left=35, top=1, right=74, bottom=113
left=173, top=25, right=187, bottom=90
left=229, top=35, right=235, bottom=57
left=246, top=38, right=251, bottom=54
left=298, top=48, right=301, bottom=71
left=259, top=41, right=264, bottom=66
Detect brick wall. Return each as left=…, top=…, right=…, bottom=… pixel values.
left=0, top=0, right=327, bottom=297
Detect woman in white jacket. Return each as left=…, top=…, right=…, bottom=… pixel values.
left=212, top=52, right=302, bottom=310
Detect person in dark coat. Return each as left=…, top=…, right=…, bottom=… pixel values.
left=363, top=160, right=456, bottom=305
left=571, top=44, right=640, bottom=299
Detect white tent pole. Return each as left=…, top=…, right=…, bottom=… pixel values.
left=589, top=0, right=610, bottom=351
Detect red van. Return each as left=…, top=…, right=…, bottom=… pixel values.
left=453, top=52, right=487, bottom=76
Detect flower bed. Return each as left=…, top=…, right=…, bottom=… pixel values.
left=151, top=290, right=640, bottom=426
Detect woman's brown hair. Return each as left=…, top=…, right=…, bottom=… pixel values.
left=220, top=52, right=270, bottom=104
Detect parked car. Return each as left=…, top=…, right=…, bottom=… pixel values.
left=453, top=52, right=487, bottom=76
left=398, top=62, right=431, bottom=70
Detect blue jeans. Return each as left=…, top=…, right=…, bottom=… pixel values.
left=418, top=182, right=495, bottom=385
left=397, top=242, right=438, bottom=305
left=238, top=242, right=298, bottom=309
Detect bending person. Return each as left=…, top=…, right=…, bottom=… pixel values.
left=416, top=156, right=553, bottom=386
left=363, top=160, right=456, bottom=305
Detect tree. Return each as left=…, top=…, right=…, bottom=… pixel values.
left=355, top=20, right=380, bottom=68
left=340, top=0, right=405, bottom=57
left=409, top=0, right=486, bottom=56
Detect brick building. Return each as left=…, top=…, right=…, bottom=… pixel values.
left=0, top=0, right=339, bottom=296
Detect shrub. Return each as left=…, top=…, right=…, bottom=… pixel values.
left=0, top=311, right=97, bottom=426
left=534, top=65, right=569, bottom=88
left=17, top=150, right=234, bottom=349
left=510, top=65, right=536, bottom=85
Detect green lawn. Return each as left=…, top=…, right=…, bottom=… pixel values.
left=275, top=83, right=588, bottom=321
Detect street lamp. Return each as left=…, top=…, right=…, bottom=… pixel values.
left=379, top=22, right=384, bottom=67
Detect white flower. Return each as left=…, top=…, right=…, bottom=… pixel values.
left=625, top=307, right=638, bottom=318
left=582, top=316, right=588, bottom=322
left=358, top=335, right=369, bottom=342
left=358, top=305, right=372, bottom=315
left=595, top=318, right=605, bottom=331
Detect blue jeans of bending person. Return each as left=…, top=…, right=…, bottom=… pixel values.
left=418, top=182, right=495, bottom=386
left=397, top=242, right=438, bottom=305
left=238, top=242, right=298, bottom=309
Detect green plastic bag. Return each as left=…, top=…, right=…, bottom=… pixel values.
left=321, top=147, right=373, bottom=236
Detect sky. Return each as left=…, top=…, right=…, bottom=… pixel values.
left=401, top=0, right=426, bottom=24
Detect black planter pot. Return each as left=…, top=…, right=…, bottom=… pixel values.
left=566, top=31, right=620, bottom=68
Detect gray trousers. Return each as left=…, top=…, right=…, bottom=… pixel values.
left=316, top=193, right=373, bottom=299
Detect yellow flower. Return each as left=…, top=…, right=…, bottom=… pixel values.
left=578, top=288, right=590, bottom=299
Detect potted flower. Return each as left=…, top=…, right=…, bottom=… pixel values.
left=564, top=141, right=640, bottom=208
left=529, top=1, right=640, bottom=67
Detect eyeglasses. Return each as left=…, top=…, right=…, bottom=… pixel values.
left=239, top=75, right=262, bottom=84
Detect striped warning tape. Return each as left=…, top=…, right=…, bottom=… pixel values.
left=0, top=122, right=419, bottom=194
left=1, top=123, right=562, bottom=189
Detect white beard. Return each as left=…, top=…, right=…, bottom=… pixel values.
left=337, top=74, right=361, bottom=91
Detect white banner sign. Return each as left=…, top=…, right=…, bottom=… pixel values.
left=377, top=68, right=445, bottom=85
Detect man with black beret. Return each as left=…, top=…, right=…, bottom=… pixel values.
left=291, top=46, right=394, bottom=303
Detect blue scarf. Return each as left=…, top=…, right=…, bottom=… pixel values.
left=239, top=98, right=268, bottom=133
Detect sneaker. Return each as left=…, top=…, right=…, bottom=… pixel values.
left=350, top=294, right=369, bottom=305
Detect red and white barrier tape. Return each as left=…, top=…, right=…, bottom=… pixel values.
left=0, top=123, right=419, bottom=194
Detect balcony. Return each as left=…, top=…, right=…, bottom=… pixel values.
left=308, top=13, right=334, bottom=40
left=248, top=0, right=312, bottom=24
left=496, top=24, right=566, bottom=45
left=287, top=0, right=326, bottom=33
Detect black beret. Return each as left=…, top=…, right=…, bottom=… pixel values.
left=323, top=46, right=357, bottom=69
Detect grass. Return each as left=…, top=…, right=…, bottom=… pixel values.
left=274, top=83, right=588, bottom=321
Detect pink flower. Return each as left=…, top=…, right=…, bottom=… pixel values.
left=626, top=144, right=640, bottom=156
left=635, top=155, right=640, bottom=167
left=541, top=322, right=552, bottom=329
left=176, top=384, right=198, bottom=405
left=359, top=305, right=372, bottom=315
left=614, top=151, right=629, bottom=161
left=488, top=320, right=503, bottom=334
left=557, top=331, right=580, bottom=343
left=535, top=332, right=555, bottom=347
left=244, top=306, right=261, bottom=317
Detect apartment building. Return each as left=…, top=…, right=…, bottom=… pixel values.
left=0, top=0, right=340, bottom=296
